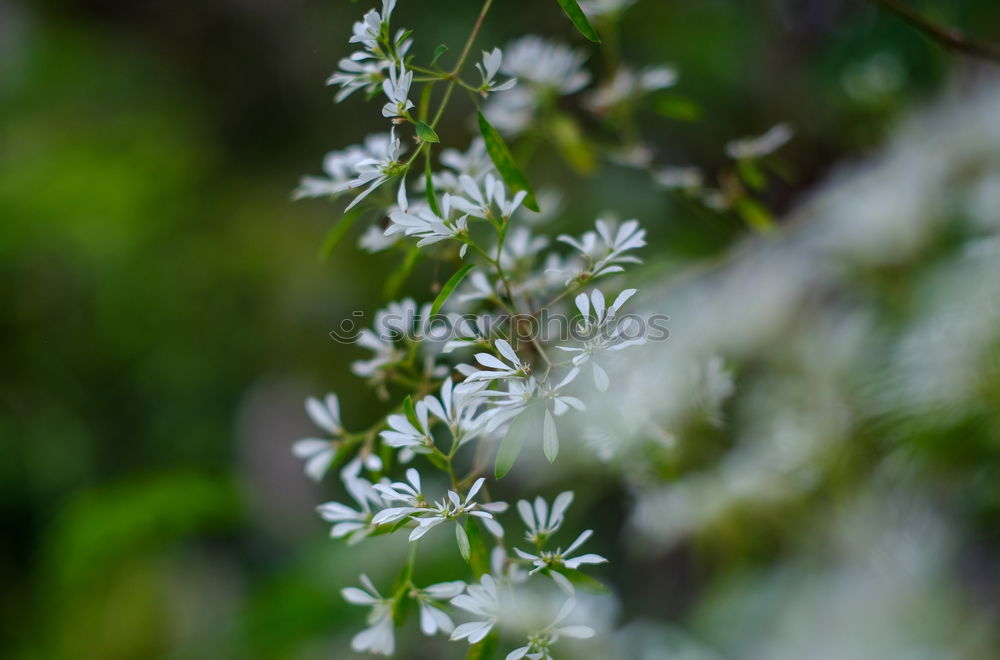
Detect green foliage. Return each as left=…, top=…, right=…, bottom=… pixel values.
left=477, top=112, right=540, bottom=212
left=554, top=0, right=601, bottom=43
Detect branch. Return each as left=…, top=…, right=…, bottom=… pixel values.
left=872, top=0, right=1000, bottom=63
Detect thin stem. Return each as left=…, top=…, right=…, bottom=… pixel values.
left=872, top=0, right=1000, bottom=63
left=430, top=0, right=494, bottom=128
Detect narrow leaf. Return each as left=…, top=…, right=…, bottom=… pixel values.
left=431, top=265, right=475, bottom=316
left=542, top=409, right=559, bottom=462
left=737, top=160, right=767, bottom=191
left=495, top=406, right=537, bottom=478
left=403, top=395, right=420, bottom=429
left=383, top=245, right=422, bottom=298
left=653, top=95, right=701, bottom=122
left=431, top=44, right=449, bottom=65
left=477, top=112, right=539, bottom=212
left=318, top=210, right=361, bottom=259
left=415, top=120, right=440, bottom=143
left=465, top=518, right=491, bottom=577
left=734, top=197, right=775, bottom=234
left=456, top=523, right=471, bottom=562
left=425, top=154, right=442, bottom=216
left=554, top=0, right=601, bottom=43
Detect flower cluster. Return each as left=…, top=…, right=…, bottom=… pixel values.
left=289, top=0, right=673, bottom=657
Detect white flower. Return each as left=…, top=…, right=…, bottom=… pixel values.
left=422, top=377, right=488, bottom=444
left=381, top=61, right=414, bottom=118
left=432, top=138, right=495, bottom=193
left=341, top=128, right=404, bottom=210
left=586, top=65, right=677, bottom=115
left=482, top=85, right=539, bottom=136
left=556, top=218, right=646, bottom=281
left=292, top=393, right=343, bottom=481
left=293, top=133, right=402, bottom=201
left=514, top=529, right=608, bottom=579
left=725, top=122, right=793, bottom=160
left=386, top=201, right=470, bottom=254
left=317, top=476, right=387, bottom=542
left=327, top=55, right=386, bottom=102
left=292, top=439, right=336, bottom=482
left=413, top=477, right=508, bottom=543
left=415, top=581, right=466, bottom=636
left=476, top=377, right=538, bottom=433
left=375, top=473, right=508, bottom=544
left=476, top=47, right=517, bottom=94
left=380, top=400, right=434, bottom=450
left=342, top=574, right=395, bottom=656
left=372, top=468, right=426, bottom=524
left=358, top=223, right=399, bottom=252
left=455, top=270, right=498, bottom=304
left=580, top=0, right=637, bottom=17
left=349, top=0, right=398, bottom=53
left=505, top=598, right=595, bottom=660
left=501, top=36, right=590, bottom=95
left=446, top=173, right=527, bottom=220
left=557, top=288, right=644, bottom=391
left=517, top=491, right=574, bottom=545
left=654, top=165, right=704, bottom=192
left=465, top=339, right=530, bottom=382
left=497, top=227, right=550, bottom=271
left=450, top=574, right=501, bottom=644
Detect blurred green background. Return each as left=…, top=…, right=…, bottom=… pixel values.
left=2, top=0, right=999, bottom=657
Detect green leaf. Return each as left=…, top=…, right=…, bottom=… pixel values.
left=737, top=159, right=767, bottom=191
left=425, top=154, right=442, bottom=216
left=551, top=114, right=595, bottom=175
left=415, top=120, right=440, bottom=143
left=403, top=395, right=421, bottom=429
left=652, top=95, right=702, bottom=122
left=734, top=197, right=776, bottom=234
left=495, top=406, right=538, bottom=478
left=465, top=518, right=491, bottom=577
left=542, top=409, right=559, bottom=462
left=456, top=523, right=471, bottom=562
left=430, top=44, right=449, bottom=65
left=554, top=0, right=601, bottom=43
left=431, top=265, right=475, bottom=316
left=477, top=112, right=539, bottom=212
left=466, top=632, right=499, bottom=660
left=318, top=210, right=362, bottom=259
left=383, top=245, right=422, bottom=298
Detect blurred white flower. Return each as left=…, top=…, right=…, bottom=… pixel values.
left=502, top=36, right=590, bottom=94
left=450, top=574, right=501, bottom=644
left=291, top=393, right=343, bottom=481
left=317, top=476, right=387, bottom=542
left=725, top=122, right=793, bottom=160
left=415, top=580, right=467, bottom=636
left=580, top=0, right=638, bottom=18
left=506, top=598, right=595, bottom=660
left=380, top=400, right=434, bottom=450
left=586, top=65, right=677, bottom=115
left=556, top=218, right=646, bottom=281
left=342, top=574, right=395, bottom=655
